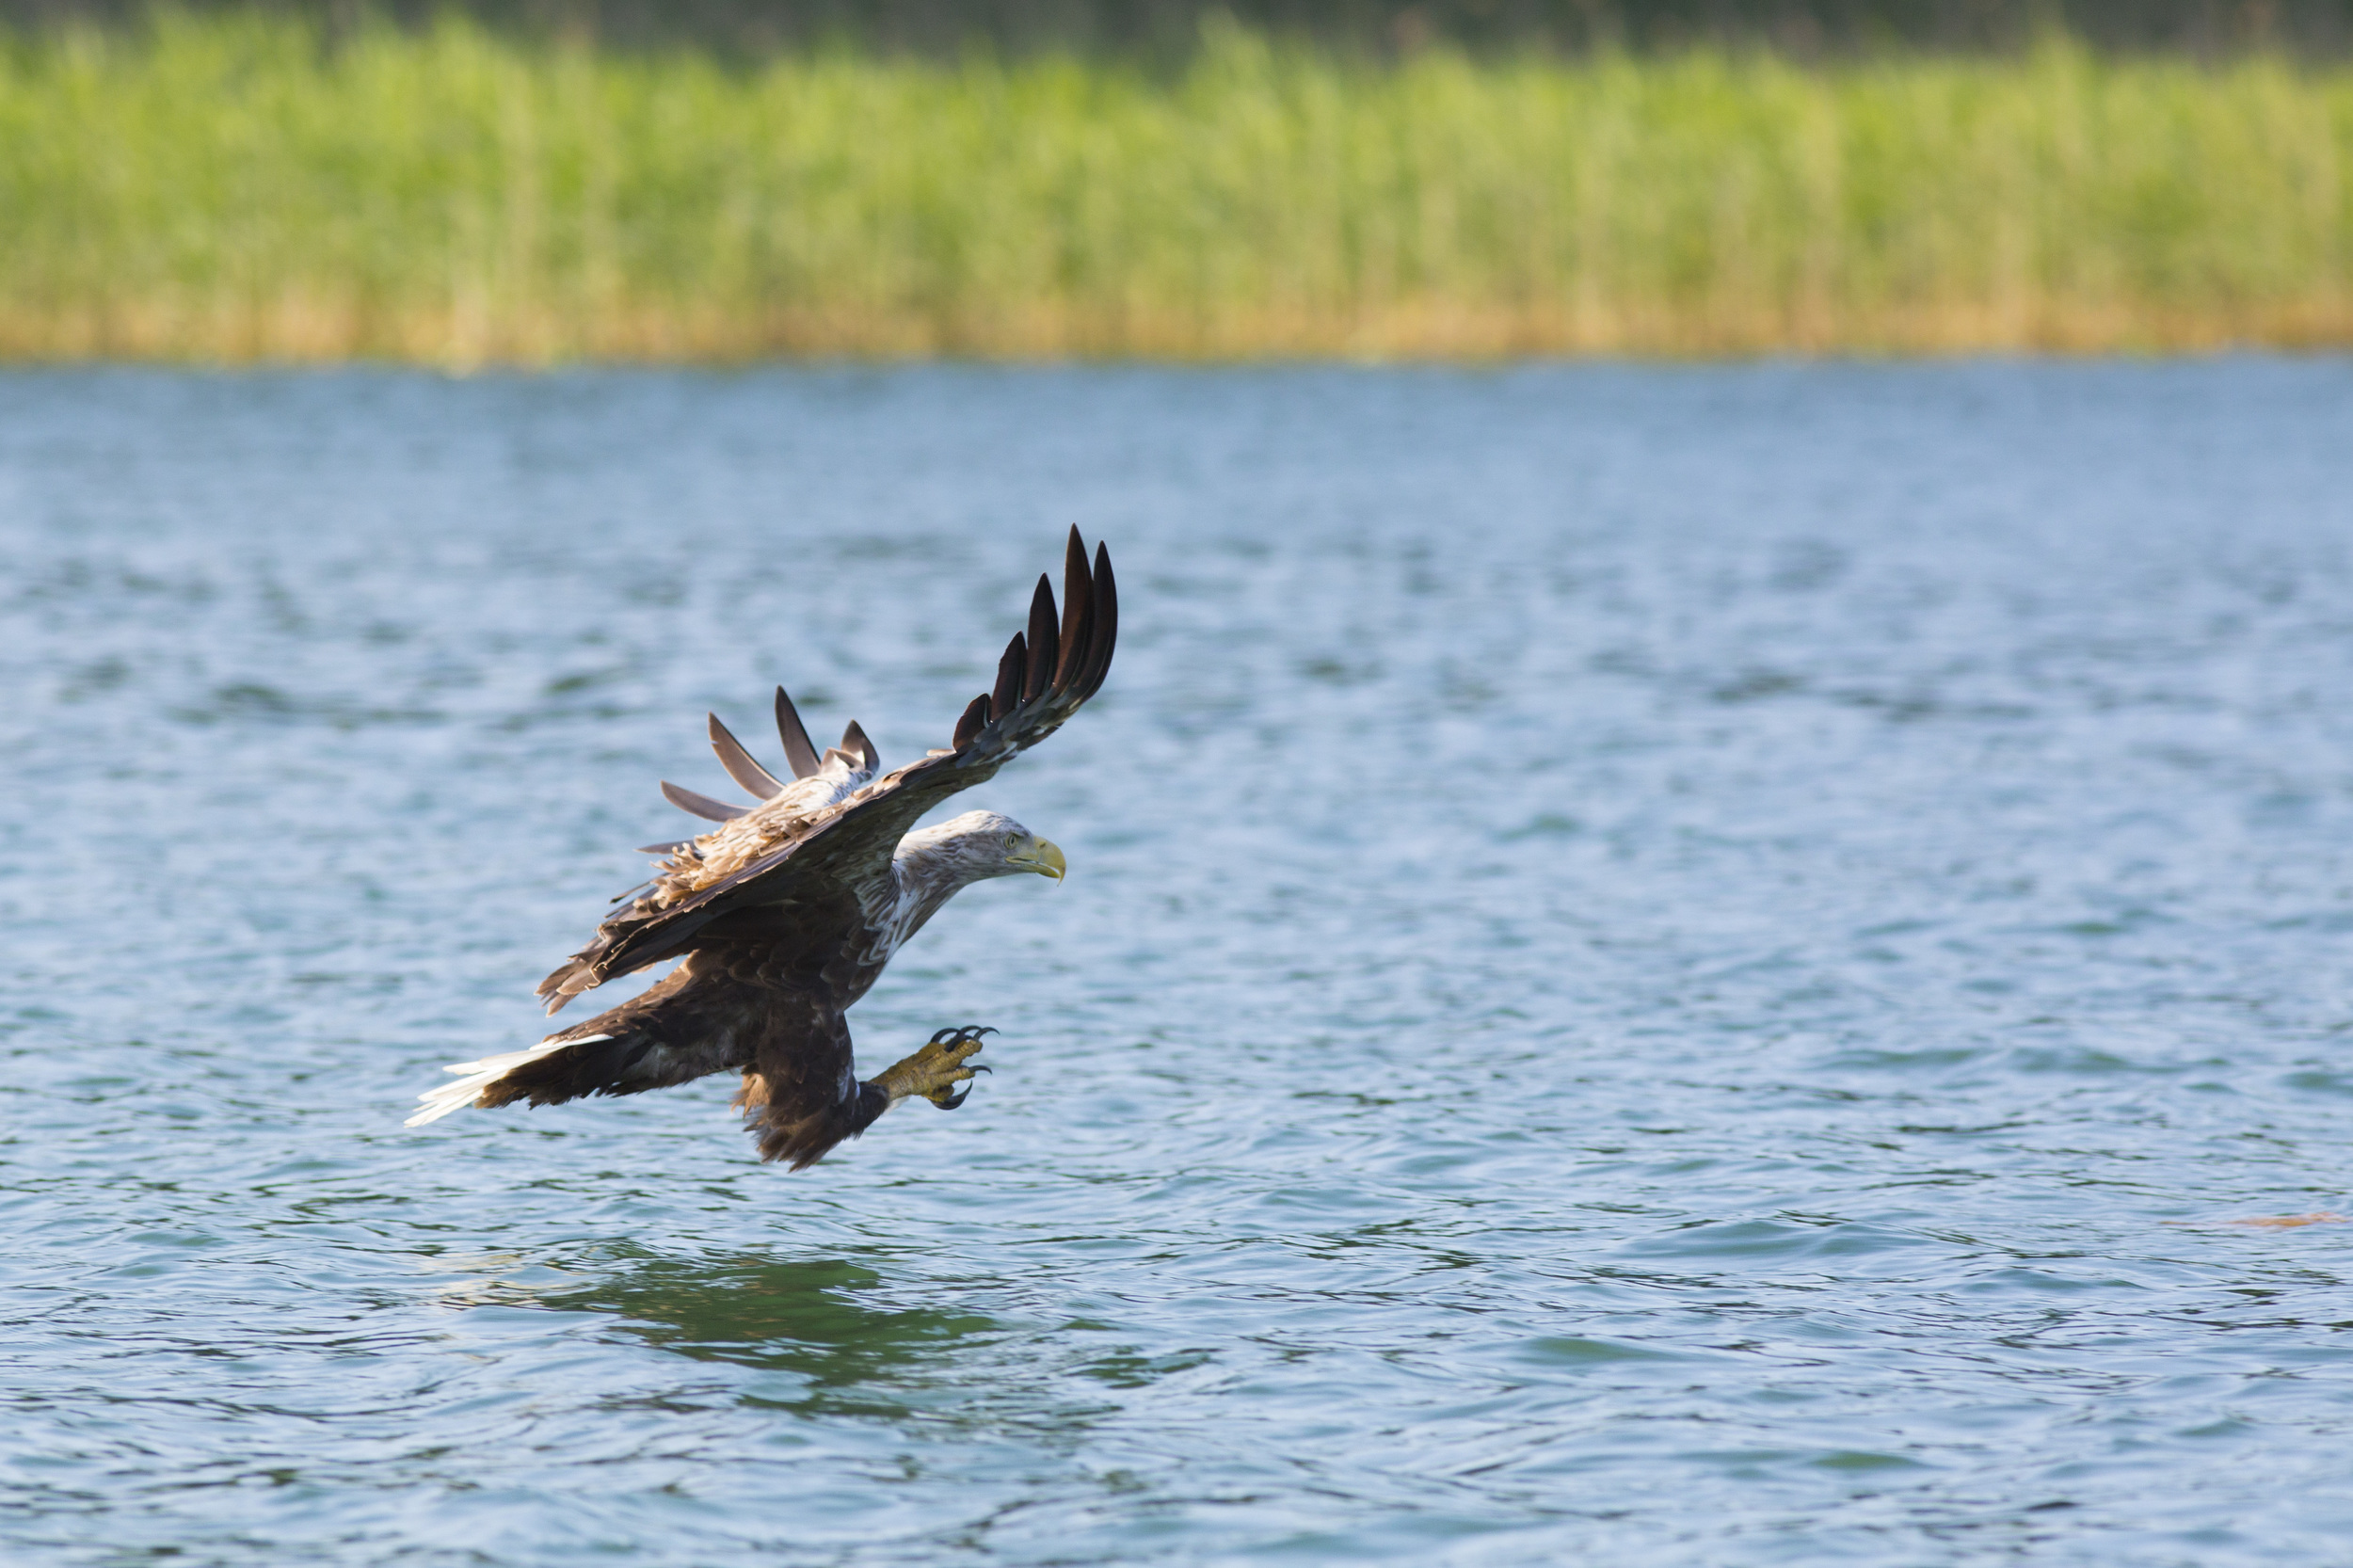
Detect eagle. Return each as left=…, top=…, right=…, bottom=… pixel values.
left=407, top=529, right=1117, bottom=1168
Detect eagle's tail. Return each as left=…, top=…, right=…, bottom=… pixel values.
left=405, top=1033, right=616, bottom=1127
left=405, top=1013, right=728, bottom=1128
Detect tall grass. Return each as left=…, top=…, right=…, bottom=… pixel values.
left=2, top=11, right=2348, bottom=360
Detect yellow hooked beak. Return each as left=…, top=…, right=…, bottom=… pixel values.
left=1011, top=837, right=1067, bottom=882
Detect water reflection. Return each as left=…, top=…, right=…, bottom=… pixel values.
left=522, top=1246, right=1005, bottom=1408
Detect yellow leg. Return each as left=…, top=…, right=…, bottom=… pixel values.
left=869, top=1026, right=995, bottom=1110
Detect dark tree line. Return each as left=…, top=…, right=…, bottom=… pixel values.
left=4, top=0, right=2344, bottom=56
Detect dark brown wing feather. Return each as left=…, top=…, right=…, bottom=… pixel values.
left=660, top=781, right=748, bottom=822
left=840, top=721, right=880, bottom=774
left=775, top=689, right=824, bottom=780
left=536, top=530, right=1116, bottom=1011
left=709, top=713, right=786, bottom=800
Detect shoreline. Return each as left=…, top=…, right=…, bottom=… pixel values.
left=5, top=16, right=2348, bottom=364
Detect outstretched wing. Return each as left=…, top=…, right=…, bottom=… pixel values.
left=537, top=528, right=1117, bottom=1012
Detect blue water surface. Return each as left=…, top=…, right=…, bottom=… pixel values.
left=4, top=360, right=2353, bottom=1565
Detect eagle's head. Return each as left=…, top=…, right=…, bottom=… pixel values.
left=901, top=809, right=1067, bottom=887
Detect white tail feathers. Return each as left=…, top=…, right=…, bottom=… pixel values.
left=404, top=1034, right=612, bottom=1128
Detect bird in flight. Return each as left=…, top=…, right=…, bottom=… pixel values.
left=408, top=529, right=1117, bottom=1167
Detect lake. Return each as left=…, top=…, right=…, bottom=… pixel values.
left=4, top=360, right=2353, bottom=1565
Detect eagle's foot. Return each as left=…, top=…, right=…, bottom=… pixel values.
left=871, top=1026, right=995, bottom=1111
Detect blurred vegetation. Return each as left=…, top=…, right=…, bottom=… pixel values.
left=5, top=1, right=2348, bottom=58
left=0, top=8, right=2347, bottom=360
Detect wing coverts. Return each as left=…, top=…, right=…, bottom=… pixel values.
left=534, top=529, right=1117, bottom=1014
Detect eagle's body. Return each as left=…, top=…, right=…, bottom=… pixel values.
left=408, top=530, right=1117, bottom=1167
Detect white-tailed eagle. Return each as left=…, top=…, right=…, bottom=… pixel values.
left=408, top=529, right=1117, bottom=1167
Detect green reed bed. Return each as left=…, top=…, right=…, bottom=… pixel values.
left=2, top=11, right=2348, bottom=360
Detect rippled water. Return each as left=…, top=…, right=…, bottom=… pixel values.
left=6, top=361, right=2353, bottom=1565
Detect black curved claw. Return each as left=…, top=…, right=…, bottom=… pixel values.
left=952, top=1025, right=998, bottom=1044
left=928, top=1027, right=961, bottom=1046
left=932, top=1087, right=972, bottom=1111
